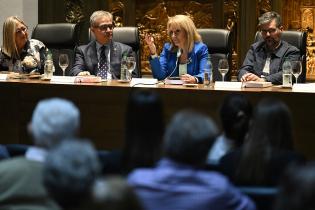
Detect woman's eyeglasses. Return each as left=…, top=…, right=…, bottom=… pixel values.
left=169, top=29, right=181, bottom=37
left=16, top=26, right=28, bottom=34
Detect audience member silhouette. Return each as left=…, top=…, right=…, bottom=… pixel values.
left=0, top=97, right=80, bottom=210
left=90, top=176, right=144, bottom=210
left=208, top=93, right=252, bottom=164
left=274, top=162, right=315, bottom=210
left=43, top=139, right=101, bottom=210
left=220, top=98, right=304, bottom=186
left=121, top=89, right=164, bottom=174
left=128, top=110, right=256, bottom=210
left=0, top=145, right=9, bottom=160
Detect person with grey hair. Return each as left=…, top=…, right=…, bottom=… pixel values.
left=0, top=97, right=80, bottom=210
left=70, top=10, right=138, bottom=79
left=128, top=110, right=256, bottom=210
left=43, top=139, right=101, bottom=210
left=238, top=11, right=300, bottom=84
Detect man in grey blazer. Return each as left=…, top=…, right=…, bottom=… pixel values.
left=70, top=10, right=138, bottom=79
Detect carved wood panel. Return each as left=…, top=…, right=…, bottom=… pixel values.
left=283, top=0, right=315, bottom=80
left=134, top=0, right=215, bottom=74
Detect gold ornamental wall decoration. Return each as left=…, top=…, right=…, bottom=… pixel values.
left=65, top=0, right=85, bottom=23
left=136, top=0, right=214, bottom=74
left=224, top=0, right=239, bottom=79
left=110, top=1, right=125, bottom=27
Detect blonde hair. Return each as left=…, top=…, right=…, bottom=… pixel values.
left=167, top=15, right=202, bottom=52
left=90, top=10, right=113, bottom=27
left=2, top=16, right=26, bottom=59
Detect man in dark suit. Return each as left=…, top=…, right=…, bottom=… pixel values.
left=70, top=10, right=137, bottom=79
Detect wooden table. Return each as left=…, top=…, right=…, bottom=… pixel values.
left=1, top=79, right=315, bottom=159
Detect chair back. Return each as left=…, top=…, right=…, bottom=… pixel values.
left=238, top=186, right=278, bottom=210
left=255, top=30, right=307, bottom=82
left=89, top=27, right=141, bottom=77
left=197, top=29, right=232, bottom=81
left=32, top=23, right=79, bottom=76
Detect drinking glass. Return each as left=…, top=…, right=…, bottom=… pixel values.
left=291, top=60, right=302, bottom=85
left=218, top=58, right=229, bottom=82
left=59, top=54, right=69, bottom=76
left=126, top=56, right=136, bottom=80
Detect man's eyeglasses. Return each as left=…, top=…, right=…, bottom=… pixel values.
left=260, top=28, right=278, bottom=35
left=97, top=24, right=114, bottom=31
left=169, top=29, right=181, bottom=37
left=16, top=26, right=28, bottom=34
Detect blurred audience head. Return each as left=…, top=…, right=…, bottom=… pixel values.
left=2, top=16, right=28, bottom=59
left=164, top=110, right=218, bottom=166
left=237, top=98, right=294, bottom=185
left=275, top=162, right=315, bottom=210
left=29, top=98, right=80, bottom=149
left=91, top=176, right=143, bottom=210
left=220, top=93, right=252, bottom=146
left=43, top=139, right=101, bottom=209
left=247, top=97, right=293, bottom=150
left=123, top=89, right=164, bottom=173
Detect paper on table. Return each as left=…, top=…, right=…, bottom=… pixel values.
left=243, top=81, right=272, bottom=88
left=50, top=76, right=76, bottom=84
left=292, top=83, right=315, bottom=92
left=130, top=78, right=158, bottom=87
left=214, top=81, right=242, bottom=90
left=74, top=76, right=102, bottom=83
left=165, top=77, right=184, bottom=85
left=0, top=74, right=7, bottom=80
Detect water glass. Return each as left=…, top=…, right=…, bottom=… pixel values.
left=218, top=58, right=229, bottom=82
left=291, top=60, right=302, bottom=84
left=204, top=71, right=211, bottom=87
left=126, top=56, right=136, bottom=80
left=59, top=54, right=69, bottom=76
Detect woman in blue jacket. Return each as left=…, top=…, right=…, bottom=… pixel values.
left=145, top=15, right=210, bottom=84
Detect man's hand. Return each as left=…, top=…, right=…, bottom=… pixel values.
left=241, top=73, right=265, bottom=82
left=78, top=71, right=91, bottom=76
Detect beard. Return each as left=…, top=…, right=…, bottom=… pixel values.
left=264, top=37, right=280, bottom=51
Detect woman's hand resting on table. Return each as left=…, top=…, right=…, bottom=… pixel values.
left=181, top=74, right=198, bottom=84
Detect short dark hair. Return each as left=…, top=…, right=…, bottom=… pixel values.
left=163, top=110, right=218, bottom=165
left=275, top=162, right=315, bottom=210
left=258, top=11, right=282, bottom=27
left=122, top=89, right=164, bottom=173
left=43, top=139, right=101, bottom=209
left=236, top=98, right=294, bottom=184
left=220, top=93, right=252, bottom=146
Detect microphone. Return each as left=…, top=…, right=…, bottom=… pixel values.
left=165, top=48, right=181, bottom=80
left=176, top=48, right=182, bottom=58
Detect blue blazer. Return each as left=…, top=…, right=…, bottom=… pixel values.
left=149, top=42, right=210, bottom=83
